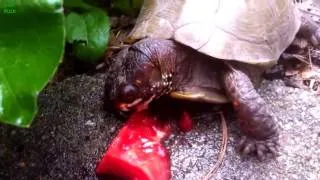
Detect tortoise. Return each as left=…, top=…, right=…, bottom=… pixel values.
left=105, top=0, right=320, bottom=160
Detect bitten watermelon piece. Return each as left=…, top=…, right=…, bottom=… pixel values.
left=178, top=111, right=193, bottom=132
left=96, top=110, right=172, bottom=180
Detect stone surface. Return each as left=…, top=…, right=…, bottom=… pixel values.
left=0, top=74, right=319, bottom=180
left=168, top=79, right=320, bottom=180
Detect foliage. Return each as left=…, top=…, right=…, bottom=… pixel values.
left=0, top=0, right=142, bottom=127
left=64, top=1, right=111, bottom=62
left=0, top=0, right=65, bottom=127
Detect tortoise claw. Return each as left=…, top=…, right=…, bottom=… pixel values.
left=222, top=63, right=281, bottom=160
left=237, top=135, right=280, bottom=161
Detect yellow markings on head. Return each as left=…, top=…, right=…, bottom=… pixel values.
left=170, top=91, right=229, bottom=104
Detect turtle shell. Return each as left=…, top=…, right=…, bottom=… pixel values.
left=128, top=0, right=301, bottom=65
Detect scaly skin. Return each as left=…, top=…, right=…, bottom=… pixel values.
left=298, top=14, right=320, bottom=46
left=222, top=65, right=280, bottom=160
left=107, top=38, right=282, bottom=160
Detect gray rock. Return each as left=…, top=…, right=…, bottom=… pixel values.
left=169, top=80, right=320, bottom=180
left=0, top=74, right=319, bottom=180
left=0, top=74, right=122, bottom=179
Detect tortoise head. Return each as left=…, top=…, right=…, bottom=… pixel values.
left=105, top=38, right=176, bottom=112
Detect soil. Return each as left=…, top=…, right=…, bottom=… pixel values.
left=0, top=72, right=319, bottom=180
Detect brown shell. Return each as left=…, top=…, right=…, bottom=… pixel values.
left=128, top=0, right=301, bottom=65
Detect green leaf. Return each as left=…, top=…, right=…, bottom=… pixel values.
left=0, top=0, right=65, bottom=127
left=65, top=12, right=88, bottom=44
left=71, top=10, right=110, bottom=62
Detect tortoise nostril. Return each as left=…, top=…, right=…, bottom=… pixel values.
left=119, top=84, right=139, bottom=103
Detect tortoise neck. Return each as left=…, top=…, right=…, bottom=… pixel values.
left=142, top=39, right=188, bottom=93
left=146, top=40, right=211, bottom=93
left=158, top=41, right=191, bottom=94
left=129, top=38, right=190, bottom=96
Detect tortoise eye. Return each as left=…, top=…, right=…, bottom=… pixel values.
left=119, top=84, right=139, bottom=103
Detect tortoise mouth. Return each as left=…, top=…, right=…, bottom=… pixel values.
left=117, top=98, right=143, bottom=112
left=117, top=95, right=156, bottom=112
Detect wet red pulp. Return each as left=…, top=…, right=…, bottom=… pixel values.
left=96, top=110, right=172, bottom=180
left=178, top=111, right=193, bottom=132
left=116, top=101, right=148, bottom=112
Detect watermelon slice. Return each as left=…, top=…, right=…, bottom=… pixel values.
left=96, top=110, right=172, bottom=180
left=178, top=111, right=193, bottom=132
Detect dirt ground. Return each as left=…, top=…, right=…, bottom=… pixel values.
left=0, top=72, right=319, bottom=180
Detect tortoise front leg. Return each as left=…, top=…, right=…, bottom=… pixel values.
left=221, top=66, right=279, bottom=160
